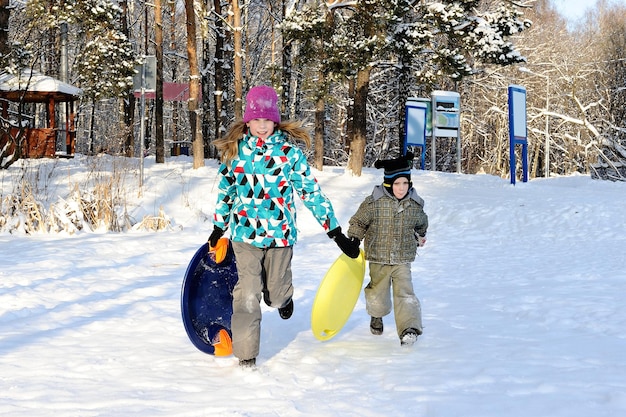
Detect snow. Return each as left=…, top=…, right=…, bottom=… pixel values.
left=0, top=69, right=82, bottom=96
left=2, top=155, right=626, bottom=416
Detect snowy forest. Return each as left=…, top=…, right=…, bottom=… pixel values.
left=1, top=0, right=626, bottom=180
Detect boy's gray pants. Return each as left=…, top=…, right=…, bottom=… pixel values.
left=231, top=241, right=293, bottom=361
left=364, top=263, right=422, bottom=337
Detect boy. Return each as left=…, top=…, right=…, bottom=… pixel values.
left=347, top=152, right=428, bottom=346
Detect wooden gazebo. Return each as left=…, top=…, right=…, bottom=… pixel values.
left=0, top=69, right=82, bottom=158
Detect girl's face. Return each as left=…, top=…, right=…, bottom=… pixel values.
left=392, top=177, right=410, bottom=199
left=246, top=118, right=276, bottom=140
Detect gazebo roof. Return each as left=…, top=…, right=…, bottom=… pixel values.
left=0, top=69, right=82, bottom=102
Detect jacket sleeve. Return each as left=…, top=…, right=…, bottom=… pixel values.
left=212, top=163, right=237, bottom=231
left=289, top=146, right=340, bottom=232
left=409, top=189, right=428, bottom=237
left=347, top=196, right=373, bottom=240
left=413, top=206, right=429, bottom=237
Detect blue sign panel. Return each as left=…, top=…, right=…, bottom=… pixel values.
left=508, top=85, right=528, bottom=184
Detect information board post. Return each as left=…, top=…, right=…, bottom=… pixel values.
left=508, top=85, right=528, bottom=185
left=133, top=56, right=156, bottom=188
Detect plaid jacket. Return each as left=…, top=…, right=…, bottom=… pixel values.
left=347, top=185, right=428, bottom=264
left=213, top=131, right=339, bottom=248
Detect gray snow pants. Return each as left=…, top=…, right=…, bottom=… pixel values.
left=231, top=241, right=294, bottom=360
left=364, top=263, right=423, bottom=337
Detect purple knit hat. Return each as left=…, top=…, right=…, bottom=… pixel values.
left=243, top=85, right=281, bottom=124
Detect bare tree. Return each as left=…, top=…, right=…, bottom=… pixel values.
left=168, top=1, right=180, bottom=154
left=155, top=0, right=165, bottom=163
left=0, top=0, right=8, bottom=59
left=212, top=0, right=227, bottom=146
left=185, top=0, right=203, bottom=169
left=232, top=0, right=243, bottom=120
left=120, top=0, right=136, bottom=158
left=586, top=2, right=626, bottom=180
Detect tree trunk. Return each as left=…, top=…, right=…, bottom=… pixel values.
left=313, top=69, right=325, bottom=171
left=185, top=0, right=204, bottom=168
left=213, top=0, right=226, bottom=148
left=154, top=0, right=165, bottom=163
left=0, top=0, right=18, bottom=168
left=281, top=42, right=292, bottom=118
left=293, top=66, right=303, bottom=120
left=397, top=59, right=411, bottom=152
left=345, top=77, right=355, bottom=153
left=232, top=0, right=243, bottom=119
left=89, top=101, right=96, bottom=154
left=169, top=3, right=178, bottom=149
left=348, top=68, right=371, bottom=175
left=312, top=6, right=334, bottom=170
left=200, top=2, right=213, bottom=159
left=0, top=0, right=9, bottom=57
left=281, top=0, right=291, bottom=118
left=120, top=0, right=135, bottom=157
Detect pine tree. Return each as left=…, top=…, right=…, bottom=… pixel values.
left=25, top=0, right=139, bottom=100
left=283, top=0, right=531, bottom=175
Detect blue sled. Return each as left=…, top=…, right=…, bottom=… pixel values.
left=180, top=241, right=238, bottom=355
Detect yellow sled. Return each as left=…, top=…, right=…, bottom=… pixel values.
left=311, top=249, right=366, bottom=341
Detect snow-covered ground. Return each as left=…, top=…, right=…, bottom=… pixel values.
left=1, top=155, right=625, bottom=416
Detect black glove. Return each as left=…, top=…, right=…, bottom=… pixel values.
left=328, top=227, right=360, bottom=259
left=208, top=226, right=224, bottom=248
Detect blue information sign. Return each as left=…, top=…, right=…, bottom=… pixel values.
left=508, top=85, right=528, bottom=184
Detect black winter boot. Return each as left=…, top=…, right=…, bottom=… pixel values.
left=239, top=358, right=256, bottom=368
left=370, top=316, right=383, bottom=335
left=278, top=298, right=294, bottom=320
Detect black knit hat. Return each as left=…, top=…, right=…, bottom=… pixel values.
left=374, top=152, right=414, bottom=188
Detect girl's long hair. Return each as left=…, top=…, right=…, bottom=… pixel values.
left=213, top=120, right=312, bottom=164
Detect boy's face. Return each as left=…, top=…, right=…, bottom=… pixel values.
left=392, top=177, right=410, bottom=199
left=247, top=118, right=275, bottom=140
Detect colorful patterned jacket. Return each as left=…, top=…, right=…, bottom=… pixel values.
left=347, top=185, right=428, bottom=264
left=212, top=131, right=340, bottom=248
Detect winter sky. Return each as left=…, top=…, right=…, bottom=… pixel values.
left=553, top=0, right=626, bottom=23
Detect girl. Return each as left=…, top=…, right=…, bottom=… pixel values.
left=208, top=85, right=359, bottom=368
